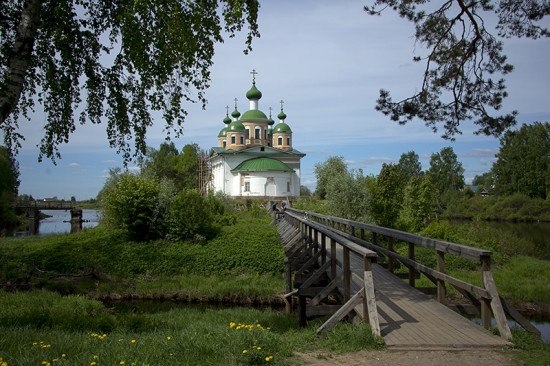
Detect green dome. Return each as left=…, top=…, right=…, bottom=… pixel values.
left=273, top=122, right=292, bottom=133
left=277, top=111, right=287, bottom=120
left=246, top=84, right=262, bottom=100
left=227, top=120, right=245, bottom=132
left=218, top=127, right=228, bottom=137
left=223, top=115, right=231, bottom=124
left=268, top=117, right=275, bottom=126
left=233, top=157, right=293, bottom=172
left=241, top=109, right=269, bottom=122
left=231, top=108, right=241, bottom=119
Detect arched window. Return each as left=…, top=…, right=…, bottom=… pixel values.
left=222, top=140, right=227, bottom=148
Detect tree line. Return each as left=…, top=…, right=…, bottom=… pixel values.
left=306, top=122, right=549, bottom=232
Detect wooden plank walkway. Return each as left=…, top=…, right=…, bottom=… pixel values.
left=345, top=249, right=511, bottom=350
left=277, top=216, right=512, bottom=350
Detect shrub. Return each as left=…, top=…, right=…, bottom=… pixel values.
left=166, top=190, right=220, bottom=241
left=100, top=173, right=165, bottom=241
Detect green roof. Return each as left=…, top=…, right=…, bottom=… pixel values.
left=218, top=127, right=228, bottom=137
left=241, top=109, right=268, bottom=122
left=232, top=157, right=293, bottom=172
left=246, top=84, right=262, bottom=100
left=227, top=120, right=245, bottom=132
left=273, top=122, right=292, bottom=133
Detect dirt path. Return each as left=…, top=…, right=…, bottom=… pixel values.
left=296, top=349, right=516, bottom=366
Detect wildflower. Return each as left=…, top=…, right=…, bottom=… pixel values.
left=242, top=349, right=248, bottom=354
left=265, top=355, right=274, bottom=362
left=229, top=322, right=236, bottom=328
left=61, top=354, right=66, bottom=358
left=120, top=361, right=125, bottom=365
left=0, top=357, right=8, bottom=366
left=90, top=362, right=97, bottom=366
left=166, top=336, right=172, bottom=341
left=130, top=339, right=137, bottom=344
left=41, top=362, right=51, bottom=366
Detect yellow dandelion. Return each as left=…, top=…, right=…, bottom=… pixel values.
left=242, top=349, right=248, bottom=354
left=265, top=355, right=274, bottom=362
left=166, top=336, right=172, bottom=340
left=61, top=354, right=66, bottom=358
left=229, top=322, right=236, bottom=328
left=130, top=339, right=137, bottom=344
left=90, top=362, right=97, bottom=366
left=120, top=361, right=125, bottom=365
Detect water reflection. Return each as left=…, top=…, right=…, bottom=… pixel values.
left=37, top=209, right=100, bottom=235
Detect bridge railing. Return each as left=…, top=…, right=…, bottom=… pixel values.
left=285, top=208, right=524, bottom=340
left=282, top=209, right=381, bottom=336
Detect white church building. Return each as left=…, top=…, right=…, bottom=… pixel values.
left=208, top=71, right=305, bottom=198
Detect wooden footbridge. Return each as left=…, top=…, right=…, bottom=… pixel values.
left=276, top=208, right=540, bottom=350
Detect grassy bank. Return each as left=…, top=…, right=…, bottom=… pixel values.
left=0, top=290, right=382, bottom=366
left=1, top=208, right=285, bottom=300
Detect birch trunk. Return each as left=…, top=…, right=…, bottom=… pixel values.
left=0, top=0, right=43, bottom=125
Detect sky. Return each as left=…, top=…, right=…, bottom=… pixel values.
left=14, top=0, right=550, bottom=200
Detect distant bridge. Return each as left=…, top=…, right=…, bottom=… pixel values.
left=14, top=200, right=75, bottom=211
left=277, top=208, right=540, bottom=349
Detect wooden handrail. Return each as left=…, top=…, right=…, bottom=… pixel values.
left=284, top=208, right=514, bottom=341
left=283, top=209, right=381, bottom=336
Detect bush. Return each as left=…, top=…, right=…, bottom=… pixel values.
left=166, top=190, right=220, bottom=241
left=101, top=173, right=165, bottom=241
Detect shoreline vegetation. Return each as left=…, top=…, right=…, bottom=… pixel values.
left=1, top=201, right=549, bottom=365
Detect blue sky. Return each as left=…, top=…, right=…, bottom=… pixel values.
left=14, top=1, right=550, bottom=200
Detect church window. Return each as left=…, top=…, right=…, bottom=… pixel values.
left=231, top=135, right=236, bottom=144
left=287, top=137, right=291, bottom=146
left=255, top=127, right=260, bottom=139
left=287, top=181, right=291, bottom=192
left=278, top=137, right=283, bottom=146
left=240, top=136, right=244, bottom=144
left=222, top=140, right=227, bottom=148
left=244, top=181, right=250, bottom=192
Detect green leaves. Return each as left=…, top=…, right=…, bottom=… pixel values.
left=1, top=0, right=260, bottom=164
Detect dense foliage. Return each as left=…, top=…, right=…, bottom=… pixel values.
left=492, top=122, right=549, bottom=199
left=364, top=0, right=549, bottom=139
left=0, top=0, right=259, bottom=162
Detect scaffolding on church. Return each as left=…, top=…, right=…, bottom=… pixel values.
left=198, top=149, right=212, bottom=196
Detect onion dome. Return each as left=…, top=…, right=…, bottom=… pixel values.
left=268, top=107, right=275, bottom=126
left=241, top=109, right=269, bottom=123
left=227, top=120, right=245, bottom=132
left=277, top=110, right=287, bottom=120
left=218, top=127, right=228, bottom=137
left=223, top=115, right=231, bottom=125
left=231, top=108, right=241, bottom=119
left=246, top=84, right=262, bottom=100
left=273, top=121, right=292, bottom=133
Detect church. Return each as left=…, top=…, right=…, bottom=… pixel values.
left=208, top=71, right=305, bottom=198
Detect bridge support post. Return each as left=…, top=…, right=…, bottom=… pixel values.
left=70, top=209, right=83, bottom=233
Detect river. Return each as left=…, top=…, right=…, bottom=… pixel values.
left=36, top=209, right=100, bottom=235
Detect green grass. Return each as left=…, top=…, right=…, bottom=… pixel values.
left=0, top=290, right=382, bottom=366
left=0, top=209, right=285, bottom=299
